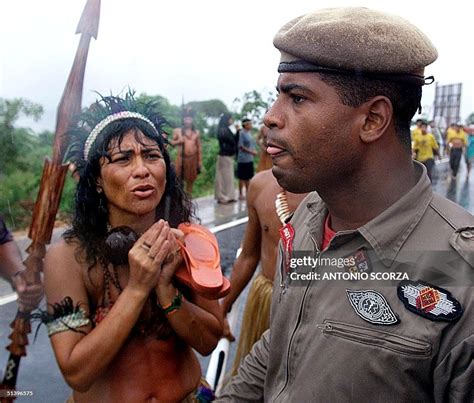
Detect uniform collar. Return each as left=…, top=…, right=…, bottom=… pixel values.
left=304, top=161, right=433, bottom=267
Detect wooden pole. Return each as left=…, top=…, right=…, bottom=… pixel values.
left=0, top=1, right=100, bottom=400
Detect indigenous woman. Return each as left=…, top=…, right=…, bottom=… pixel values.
left=42, top=93, right=222, bottom=402
left=214, top=113, right=237, bottom=204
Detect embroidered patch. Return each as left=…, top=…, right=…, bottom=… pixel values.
left=344, top=248, right=372, bottom=275
left=346, top=289, right=399, bottom=325
left=397, top=280, right=463, bottom=322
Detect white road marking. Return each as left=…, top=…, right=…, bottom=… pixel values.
left=0, top=293, right=17, bottom=306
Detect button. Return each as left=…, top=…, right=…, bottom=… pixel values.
left=460, top=230, right=474, bottom=240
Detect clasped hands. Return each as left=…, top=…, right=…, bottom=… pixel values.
left=127, top=220, right=184, bottom=305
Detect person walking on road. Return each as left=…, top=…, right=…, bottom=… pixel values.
left=412, top=121, right=439, bottom=181
left=447, top=122, right=467, bottom=179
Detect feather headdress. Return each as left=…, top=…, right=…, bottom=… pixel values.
left=65, top=90, right=168, bottom=165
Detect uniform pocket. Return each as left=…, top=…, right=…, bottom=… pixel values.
left=319, top=319, right=432, bottom=357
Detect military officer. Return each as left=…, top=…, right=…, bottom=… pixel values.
left=219, top=7, right=473, bottom=403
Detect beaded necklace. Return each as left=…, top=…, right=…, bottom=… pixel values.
left=95, top=260, right=173, bottom=339
left=275, top=190, right=292, bottom=224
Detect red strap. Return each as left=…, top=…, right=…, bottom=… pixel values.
left=322, top=215, right=336, bottom=250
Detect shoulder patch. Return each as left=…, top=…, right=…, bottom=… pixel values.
left=397, top=280, right=463, bottom=322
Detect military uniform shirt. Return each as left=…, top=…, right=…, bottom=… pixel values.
left=219, top=162, right=474, bottom=403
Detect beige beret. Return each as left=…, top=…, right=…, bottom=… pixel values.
left=274, top=7, right=437, bottom=84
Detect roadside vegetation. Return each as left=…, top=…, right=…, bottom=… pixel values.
left=0, top=90, right=273, bottom=230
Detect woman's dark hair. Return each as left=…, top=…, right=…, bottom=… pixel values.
left=318, top=73, right=422, bottom=151
left=218, top=113, right=233, bottom=130
left=64, top=92, right=194, bottom=267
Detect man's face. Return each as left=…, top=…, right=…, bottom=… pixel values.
left=243, top=121, right=252, bottom=130
left=264, top=72, right=362, bottom=193
left=183, top=116, right=193, bottom=128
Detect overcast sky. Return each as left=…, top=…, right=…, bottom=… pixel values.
left=1, top=0, right=473, bottom=132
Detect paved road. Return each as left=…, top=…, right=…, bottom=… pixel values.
left=432, top=159, right=472, bottom=212
left=1, top=159, right=472, bottom=401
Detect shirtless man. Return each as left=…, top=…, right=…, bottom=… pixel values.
left=171, top=112, right=202, bottom=195
left=220, top=169, right=307, bottom=375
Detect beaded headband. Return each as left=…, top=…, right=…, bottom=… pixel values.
left=83, top=111, right=159, bottom=160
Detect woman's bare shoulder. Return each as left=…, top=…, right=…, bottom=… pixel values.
left=44, top=237, right=85, bottom=276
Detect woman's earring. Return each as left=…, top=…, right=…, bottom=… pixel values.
left=97, top=186, right=103, bottom=194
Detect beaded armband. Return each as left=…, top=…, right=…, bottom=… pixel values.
left=46, top=308, right=90, bottom=336
left=159, top=290, right=183, bottom=316
left=32, top=296, right=90, bottom=337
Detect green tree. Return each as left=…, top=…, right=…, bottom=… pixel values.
left=186, top=99, right=228, bottom=118
left=38, top=130, right=54, bottom=147
left=186, top=99, right=229, bottom=136
left=0, top=98, right=68, bottom=230
left=232, top=89, right=275, bottom=123
left=0, top=98, right=43, bottom=127
left=191, top=136, right=220, bottom=197
left=0, top=98, right=43, bottom=174
left=136, top=93, right=182, bottom=132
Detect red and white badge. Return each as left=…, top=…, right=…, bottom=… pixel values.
left=397, top=280, right=463, bottom=322
left=344, top=248, right=372, bottom=275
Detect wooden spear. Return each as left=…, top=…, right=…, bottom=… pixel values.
left=0, top=1, right=100, bottom=399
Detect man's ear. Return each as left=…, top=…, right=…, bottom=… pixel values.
left=358, top=96, right=393, bottom=144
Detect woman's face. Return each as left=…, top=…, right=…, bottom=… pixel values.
left=97, top=130, right=167, bottom=224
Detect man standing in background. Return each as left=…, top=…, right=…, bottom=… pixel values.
left=220, top=169, right=307, bottom=375
left=171, top=109, right=202, bottom=196
left=236, top=119, right=257, bottom=200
